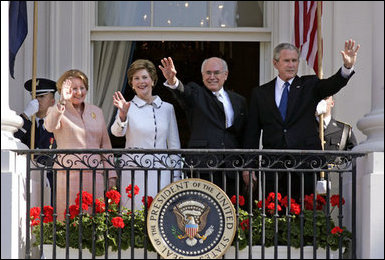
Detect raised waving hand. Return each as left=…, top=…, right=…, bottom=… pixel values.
left=341, top=39, right=360, bottom=69
left=113, top=91, right=131, bottom=122
left=159, top=57, right=178, bottom=85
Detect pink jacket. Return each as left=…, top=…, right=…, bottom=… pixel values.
left=45, top=102, right=111, bottom=150
left=45, top=102, right=116, bottom=220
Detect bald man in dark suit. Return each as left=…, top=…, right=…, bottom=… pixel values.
left=159, top=57, right=247, bottom=197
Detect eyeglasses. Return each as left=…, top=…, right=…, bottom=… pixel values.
left=203, top=70, right=225, bottom=76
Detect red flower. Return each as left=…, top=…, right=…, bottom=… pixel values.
left=31, top=219, right=40, bottom=226
left=67, top=204, right=80, bottom=219
left=75, top=191, right=93, bottom=210
left=230, top=195, right=245, bottom=206
left=316, top=194, right=326, bottom=210
left=330, top=195, right=345, bottom=208
left=30, top=207, right=42, bottom=226
left=267, top=202, right=282, bottom=214
left=43, top=206, right=54, bottom=223
left=111, top=217, right=125, bottom=228
left=125, top=184, right=140, bottom=198
left=95, top=198, right=106, bottom=213
left=290, top=203, right=301, bottom=215
left=331, top=226, right=343, bottom=234
left=30, top=207, right=41, bottom=220
left=106, top=189, right=121, bottom=205
left=304, top=194, right=326, bottom=210
left=267, top=192, right=282, bottom=203
left=240, top=219, right=250, bottom=231
left=281, top=196, right=297, bottom=208
left=142, top=196, right=154, bottom=209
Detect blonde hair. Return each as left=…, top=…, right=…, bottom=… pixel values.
left=56, top=69, right=89, bottom=93
left=127, top=59, right=158, bottom=87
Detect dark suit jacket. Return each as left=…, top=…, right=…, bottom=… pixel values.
left=169, top=81, right=247, bottom=149
left=14, top=114, right=56, bottom=150
left=244, top=68, right=354, bottom=150
left=323, top=118, right=357, bottom=150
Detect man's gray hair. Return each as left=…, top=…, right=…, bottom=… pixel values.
left=273, top=43, right=300, bottom=61
left=201, top=57, right=228, bottom=72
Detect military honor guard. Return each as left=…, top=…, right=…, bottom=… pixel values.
left=316, top=96, right=357, bottom=151
left=14, top=78, right=57, bottom=205
left=14, top=78, right=57, bottom=150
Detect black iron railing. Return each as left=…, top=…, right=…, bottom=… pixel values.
left=15, top=149, right=365, bottom=259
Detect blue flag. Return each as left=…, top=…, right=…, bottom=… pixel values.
left=9, top=1, right=28, bottom=79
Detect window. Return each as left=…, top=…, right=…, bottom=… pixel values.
left=97, top=1, right=264, bottom=28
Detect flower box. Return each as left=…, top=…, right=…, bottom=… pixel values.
left=225, top=245, right=342, bottom=259
left=42, top=244, right=342, bottom=259
left=42, top=244, right=158, bottom=259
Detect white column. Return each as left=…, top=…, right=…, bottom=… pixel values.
left=1, top=1, right=28, bottom=259
left=1, top=1, right=25, bottom=150
left=354, top=2, right=384, bottom=259
left=354, top=1, right=384, bottom=153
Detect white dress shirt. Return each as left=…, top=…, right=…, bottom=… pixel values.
left=213, top=87, right=234, bottom=128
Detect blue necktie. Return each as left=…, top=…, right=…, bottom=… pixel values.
left=279, top=82, right=290, bottom=120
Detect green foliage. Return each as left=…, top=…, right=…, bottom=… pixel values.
left=31, top=191, right=155, bottom=256
left=233, top=199, right=352, bottom=252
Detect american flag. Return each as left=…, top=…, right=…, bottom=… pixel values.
left=294, top=1, right=322, bottom=77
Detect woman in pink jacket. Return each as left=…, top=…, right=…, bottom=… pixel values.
left=45, top=69, right=116, bottom=221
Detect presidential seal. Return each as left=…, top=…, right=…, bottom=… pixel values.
left=147, top=178, right=236, bottom=259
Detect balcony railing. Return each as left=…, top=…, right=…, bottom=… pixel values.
left=15, top=148, right=366, bottom=259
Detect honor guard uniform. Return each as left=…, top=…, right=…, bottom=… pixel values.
left=323, top=119, right=357, bottom=151
left=14, top=78, right=57, bottom=150
left=14, top=78, right=57, bottom=203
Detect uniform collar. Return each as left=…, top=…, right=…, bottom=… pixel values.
left=324, top=115, right=331, bottom=127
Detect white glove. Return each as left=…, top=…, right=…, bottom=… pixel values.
left=316, top=99, right=327, bottom=116
left=23, top=99, right=39, bottom=118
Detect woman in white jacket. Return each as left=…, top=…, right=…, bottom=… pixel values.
left=111, top=59, right=181, bottom=210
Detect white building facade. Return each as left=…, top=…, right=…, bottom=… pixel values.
left=1, top=1, right=383, bottom=258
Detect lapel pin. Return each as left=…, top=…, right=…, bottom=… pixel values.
left=91, top=112, right=96, bottom=119
left=296, top=85, right=301, bottom=88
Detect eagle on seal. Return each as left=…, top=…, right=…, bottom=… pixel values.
left=173, top=201, right=212, bottom=247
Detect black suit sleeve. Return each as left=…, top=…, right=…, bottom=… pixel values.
left=315, top=68, right=355, bottom=100
left=243, top=87, right=261, bottom=149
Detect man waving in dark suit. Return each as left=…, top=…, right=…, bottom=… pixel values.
left=159, top=57, right=248, bottom=197
left=243, top=39, right=360, bottom=199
